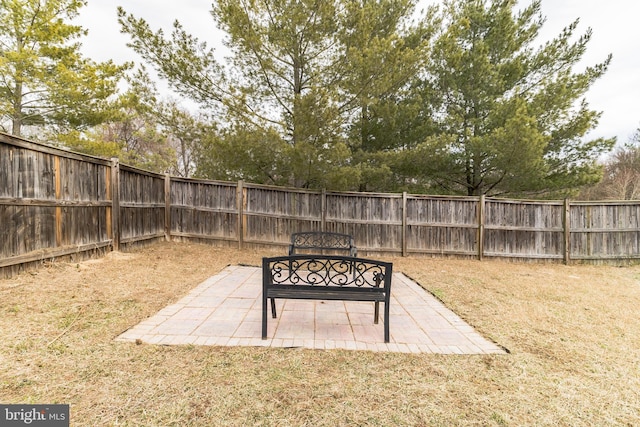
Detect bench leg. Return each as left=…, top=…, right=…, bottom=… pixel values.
left=384, top=300, right=390, bottom=343
left=262, top=295, right=268, bottom=339
left=374, top=301, right=379, bottom=324
left=270, top=298, right=277, bottom=318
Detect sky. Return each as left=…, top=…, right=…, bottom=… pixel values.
left=76, top=0, right=640, bottom=147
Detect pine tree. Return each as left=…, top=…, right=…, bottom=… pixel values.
left=406, top=0, right=614, bottom=196
left=0, top=0, right=128, bottom=138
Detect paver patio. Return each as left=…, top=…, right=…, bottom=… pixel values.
left=116, top=265, right=506, bottom=354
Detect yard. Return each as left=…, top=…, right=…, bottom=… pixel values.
left=1, top=242, right=639, bottom=426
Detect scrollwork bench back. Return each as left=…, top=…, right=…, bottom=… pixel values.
left=262, top=255, right=392, bottom=342
left=289, top=231, right=358, bottom=257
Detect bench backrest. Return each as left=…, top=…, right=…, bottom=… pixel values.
left=289, top=231, right=357, bottom=256
left=263, top=254, right=391, bottom=292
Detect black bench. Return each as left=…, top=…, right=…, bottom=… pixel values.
left=262, top=254, right=393, bottom=342
left=289, top=231, right=357, bottom=256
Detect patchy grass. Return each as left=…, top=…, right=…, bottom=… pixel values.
left=1, top=242, right=639, bottom=426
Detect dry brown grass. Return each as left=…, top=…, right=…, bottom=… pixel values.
left=1, top=242, right=639, bottom=426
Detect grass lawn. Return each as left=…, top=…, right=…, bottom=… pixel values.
left=1, top=242, right=639, bottom=426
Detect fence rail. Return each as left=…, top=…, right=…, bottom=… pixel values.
left=2, top=133, right=640, bottom=277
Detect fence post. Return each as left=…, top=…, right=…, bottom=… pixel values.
left=477, top=195, right=485, bottom=260
left=321, top=189, right=326, bottom=231
left=110, top=158, right=120, bottom=252
left=54, top=156, right=63, bottom=248
left=563, top=198, right=571, bottom=264
left=402, top=192, right=408, bottom=257
left=164, top=174, right=171, bottom=242
left=237, top=180, right=244, bottom=249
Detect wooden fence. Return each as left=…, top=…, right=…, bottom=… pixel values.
left=2, top=133, right=640, bottom=277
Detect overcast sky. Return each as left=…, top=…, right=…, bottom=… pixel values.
left=76, top=0, right=639, bottom=146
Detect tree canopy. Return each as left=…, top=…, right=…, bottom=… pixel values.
left=0, top=0, right=128, bottom=138
left=118, top=0, right=432, bottom=189
left=116, top=0, right=613, bottom=196
left=395, top=0, right=614, bottom=196
left=1, top=0, right=611, bottom=197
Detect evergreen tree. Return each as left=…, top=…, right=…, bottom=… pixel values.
left=337, top=0, right=436, bottom=191
left=0, top=0, right=128, bottom=138
left=118, top=0, right=432, bottom=190
left=404, top=0, right=614, bottom=196
left=118, top=0, right=613, bottom=196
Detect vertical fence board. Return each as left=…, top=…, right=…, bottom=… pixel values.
left=478, top=195, right=485, bottom=260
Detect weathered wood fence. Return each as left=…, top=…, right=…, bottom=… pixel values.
left=2, top=133, right=640, bottom=277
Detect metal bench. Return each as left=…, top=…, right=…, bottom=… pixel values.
left=262, top=254, right=393, bottom=342
left=289, top=231, right=357, bottom=256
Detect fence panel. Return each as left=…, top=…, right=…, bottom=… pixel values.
left=570, top=202, right=640, bottom=260
left=243, top=184, right=323, bottom=248
left=119, top=167, right=165, bottom=245
left=170, top=179, right=239, bottom=243
left=1, top=143, right=57, bottom=257
left=484, top=199, right=565, bottom=260
left=0, top=135, right=112, bottom=277
left=325, top=192, right=404, bottom=254
left=405, top=196, right=479, bottom=256
left=57, top=156, right=111, bottom=247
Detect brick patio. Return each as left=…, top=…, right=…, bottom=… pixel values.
left=116, top=265, right=505, bottom=354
